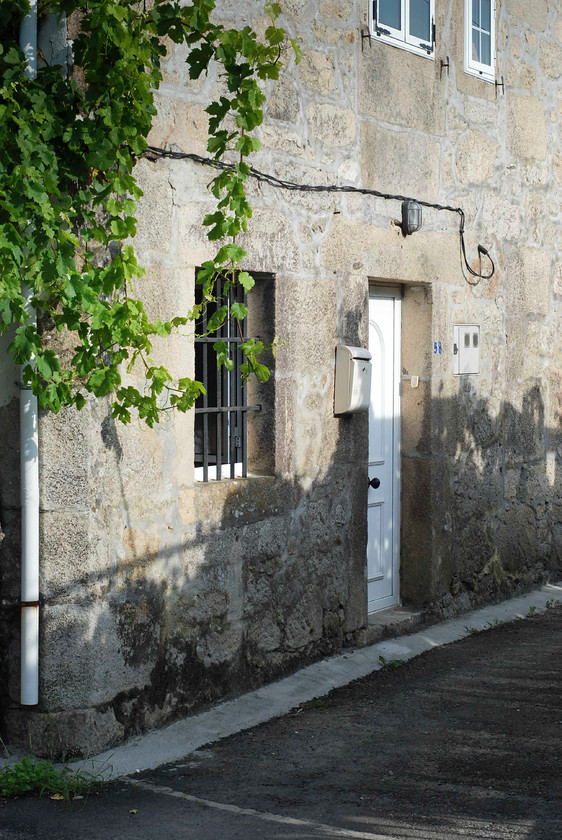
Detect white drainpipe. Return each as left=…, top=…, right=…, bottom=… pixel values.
left=19, top=0, right=40, bottom=707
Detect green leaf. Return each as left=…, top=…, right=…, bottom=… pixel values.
left=35, top=355, right=53, bottom=381
left=203, top=211, right=228, bottom=240
left=230, top=301, right=247, bottom=320
left=74, top=393, right=87, bottom=411
left=264, top=2, right=282, bottom=21
left=237, top=271, right=255, bottom=292
left=215, top=243, right=247, bottom=264
left=290, top=39, right=303, bottom=64
left=88, top=367, right=122, bottom=397
left=235, top=134, right=261, bottom=156
left=213, top=339, right=233, bottom=370
left=206, top=305, right=228, bottom=334
left=240, top=338, right=265, bottom=357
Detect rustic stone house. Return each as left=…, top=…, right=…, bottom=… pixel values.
left=0, top=0, right=561, bottom=756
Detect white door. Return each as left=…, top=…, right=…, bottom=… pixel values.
left=367, top=289, right=401, bottom=612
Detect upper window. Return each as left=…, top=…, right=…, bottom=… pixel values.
left=464, top=0, right=495, bottom=82
left=370, top=0, right=435, bottom=59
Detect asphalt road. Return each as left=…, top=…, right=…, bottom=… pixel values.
left=1, top=605, right=561, bottom=840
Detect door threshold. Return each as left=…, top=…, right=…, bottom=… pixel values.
left=366, top=604, right=427, bottom=646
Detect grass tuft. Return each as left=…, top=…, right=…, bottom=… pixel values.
left=0, top=755, right=107, bottom=801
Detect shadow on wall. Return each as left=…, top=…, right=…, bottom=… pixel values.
left=401, top=378, right=562, bottom=613
left=0, top=390, right=369, bottom=757
left=0, top=377, right=561, bottom=758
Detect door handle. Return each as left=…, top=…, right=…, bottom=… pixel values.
left=369, top=477, right=381, bottom=489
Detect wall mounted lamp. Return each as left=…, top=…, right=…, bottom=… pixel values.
left=401, top=200, right=422, bottom=236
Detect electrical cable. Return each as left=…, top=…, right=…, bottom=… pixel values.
left=144, top=145, right=495, bottom=282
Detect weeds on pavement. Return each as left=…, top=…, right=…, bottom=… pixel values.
left=0, top=755, right=108, bottom=801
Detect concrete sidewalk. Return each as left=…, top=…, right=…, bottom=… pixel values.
left=77, top=580, right=562, bottom=779
left=0, top=582, right=561, bottom=839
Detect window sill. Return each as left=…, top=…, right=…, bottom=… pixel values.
left=190, top=474, right=280, bottom=531
left=463, top=65, right=495, bottom=84
left=193, top=470, right=275, bottom=486
left=194, top=464, right=244, bottom=482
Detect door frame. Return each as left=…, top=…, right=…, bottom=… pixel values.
left=368, top=284, right=402, bottom=613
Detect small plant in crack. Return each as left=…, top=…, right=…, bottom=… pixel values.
left=301, top=698, right=333, bottom=710
left=484, top=618, right=508, bottom=629
left=378, top=655, right=405, bottom=669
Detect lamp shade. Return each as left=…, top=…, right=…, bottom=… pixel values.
left=401, top=200, right=422, bottom=236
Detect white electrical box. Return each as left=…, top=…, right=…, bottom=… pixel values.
left=334, top=345, right=372, bottom=414
left=453, top=324, right=480, bottom=375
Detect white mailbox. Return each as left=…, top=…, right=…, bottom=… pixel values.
left=334, top=345, right=372, bottom=415
left=453, top=324, right=480, bottom=375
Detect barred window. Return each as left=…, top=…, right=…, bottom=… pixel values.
left=194, top=273, right=273, bottom=481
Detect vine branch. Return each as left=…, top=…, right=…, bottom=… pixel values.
left=0, top=0, right=297, bottom=425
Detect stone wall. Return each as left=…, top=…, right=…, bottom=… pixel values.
left=0, top=0, right=560, bottom=756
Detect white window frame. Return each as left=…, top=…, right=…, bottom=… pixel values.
left=370, top=0, right=435, bottom=60
left=464, top=0, right=496, bottom=83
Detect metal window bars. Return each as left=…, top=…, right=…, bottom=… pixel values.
left=194, top=274, right=260, bottom=481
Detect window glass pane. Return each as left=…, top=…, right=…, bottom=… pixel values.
left=379, top=0, right=401, bottom=30
left=409, top=0, right=430, bottom=40
left=472, top=0, right=480, bottom=26
left=472, top=27, right=480, bottom=62
left=480, top=32, right=491, bottom=65
left=481, top=0, right=491, bottom=31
